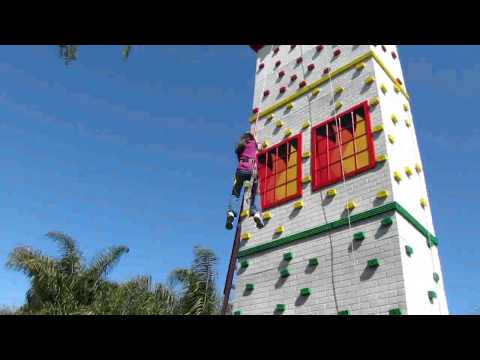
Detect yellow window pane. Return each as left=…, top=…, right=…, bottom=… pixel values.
left=356, top=150, right=370, bottom=168
left=276, top=185, right=286, bottom=201
left=286, top=181, right=297, bottom=197
left=355, top=121, right=366, bottom=136
left=287, top=167, right=297, bottom=181
left=276, top=171, right=286, bottom=185
left=342, top=141, right=355, bottom=158
left=355, top=135, right=368, bottom=152
left=343, top=156, right=356, bottom=174
left=287, top=153, right=297, bottom=167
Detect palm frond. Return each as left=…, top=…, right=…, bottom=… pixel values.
left=58, top=45, right=79, bottom=65
left=46, top=231, right=83, bottom=275
left=86, top=245, right=129, bottom=281
left=6, top=246, right=57, bottom=279
left=123, top=45, right=133, bottom=60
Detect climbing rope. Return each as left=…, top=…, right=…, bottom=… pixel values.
left=297, top=45, right=359, bottom=314
left=325, top=51, right=361, bottom=315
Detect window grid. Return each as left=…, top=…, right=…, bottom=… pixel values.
left=311, top=101, right=376, bottom=191
left=257, top=134, right=303, bottom=210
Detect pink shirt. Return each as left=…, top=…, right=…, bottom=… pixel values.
left=238, top=139, right=258, bottom=172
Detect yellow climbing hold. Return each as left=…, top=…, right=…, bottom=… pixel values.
left=370, top=97, right=380, bottom=106
left=312, top=88, right=320, bottom=97
left=242, top=233, right=252, bottom=241
left=284, top=128, right=293, bottom=137
left=302, top=175, right=312, bottom=184
left=376, top=190, right=389, bottom=199
left=335, top=86, right=344, bottom=95
left=263, top=140, right=270, bottom=148
left=240, top=209, right=250, bottom=218
left=267, top=114, right=274, bottom=121
left=405, top=167, right=413, bottom=176
left=380, top=84, right=388, bottom=94
left=405, top=119, right=412, bottom=128
left=275, top=226, right=285, bottom=234
left=335, top=102, right=343, bottom=111
left=356, top=62, right=366, bottom=71
left=373, top=124, right=384, bottom=133
left=404, top=103, right=409, bottom=112
left=394, top=171, right=402, bottom=182
left=365, top=76, right=375, bottom=85
left=293, top=200, right=304, bottom=209
left=302, top=120, right=311, bottom=130
left=391, top=114, right=398, bottom=124
left=388, top=134, right=396, bottom=144
left=287, top=102, right=294, bottom=110
left=346, top=201, right=357, bottom=211
left=302, top=151, right=311, bottom=159
left=276, top=120, right=284, bottom=128
left=415, top=163, right=423, bottom=173
left=420, top=198, right=428, bottom=208
left=262, top=211, right=273, bottom=221
left=326, top=189, right=337, bottom=197
left=377, top=154, right=388, bottom=162
left=394, top=85, right=401, bottom=93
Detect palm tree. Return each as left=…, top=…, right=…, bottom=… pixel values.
left=6, top=231, right=129, bottom=315
left=58, top=45, right=133, bottom=64
left=169, top=246, right=220, bottom=315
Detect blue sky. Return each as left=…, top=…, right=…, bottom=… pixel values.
left=0, top=45, right=477, bottom=315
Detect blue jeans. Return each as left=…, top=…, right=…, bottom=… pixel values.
left=228, top=170, right=261, bottom=216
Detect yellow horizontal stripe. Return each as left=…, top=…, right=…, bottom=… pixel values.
left=250, top=50, right=410, bottom=123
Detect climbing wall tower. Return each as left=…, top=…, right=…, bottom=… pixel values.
left=232, top=45, right=448, bottom=315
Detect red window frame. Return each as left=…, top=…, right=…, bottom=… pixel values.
left=257, top=134, right=303, bottom=210
left=311, top=100, right=376, bottom=192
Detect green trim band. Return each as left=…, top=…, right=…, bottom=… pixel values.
left=237, top=202, right=437, bottom=258
left=250, top=50, right=410, bottom=123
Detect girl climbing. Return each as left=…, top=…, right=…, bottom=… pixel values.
left=226, top=132, right=264, bottom=230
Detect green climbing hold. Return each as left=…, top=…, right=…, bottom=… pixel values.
left=300, top=288, right=311, bottom=297
left=240, top=260, right=249, bottom=269
left=283, top=252, right=294, bottom=261
left=308, top=258, right=319, bottom=267
left=234, top=310, right=242, bottom=315
left=389, top=308, right=406, bottom=315
left=405, top=245, right=414, bottom=257
left=433, top=272, right=440, bottom=283
left=428, top=291, right=437, bottom=301
left=367, top=258, right=382, bottom=268
left=381, top=217, right=393, bottom=226
left=276, top=304, right=286, bottom=313
left=338, top=310, right=352, bottom=315
left=280, top=268, right=290, bottom=278
left=354, top=232, right=365, bottom=241
left=245, top=283, right=255, bottom=291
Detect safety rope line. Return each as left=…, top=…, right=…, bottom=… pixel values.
left=324, top=46, right=360, bottom=315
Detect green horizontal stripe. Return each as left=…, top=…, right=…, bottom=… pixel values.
left=237, top=202, right=437, bottom=258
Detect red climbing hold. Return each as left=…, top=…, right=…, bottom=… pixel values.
left=279, top=70, right=286, bottom=78
left=316, top=45, right=324, bottom=52
left=333, top=49, right=341, bottom=57
left=259, top=63, right=265, bottom=70
left=275, top=60, right=281, bottom=68
left=323, top=67, right=331, bottom=75
left=299, top=80, right=307, bottom=88
left=253, top=107, right=259, bottom=114
left=280, top=86, right=287, bottom=94
left=307, top=63, right=315, bottom=71
left=291, top=74, right=298, bottom=82
left=263, top=90, right=270, bottom=97
left=296, top=57, right=303, bottom=64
